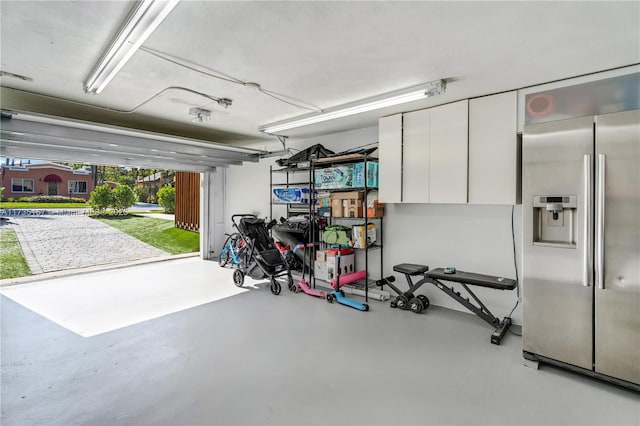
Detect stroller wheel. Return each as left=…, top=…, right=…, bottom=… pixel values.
left=233, top=269, right=244, bottom=287
left=270, top=278, right=282, bottom=295
left=417, top=295, right=430, bottom=310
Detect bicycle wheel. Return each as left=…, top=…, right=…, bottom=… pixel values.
left=219, top=235, right=234, bottom=267
left=231, top=234, right=245, bottom=266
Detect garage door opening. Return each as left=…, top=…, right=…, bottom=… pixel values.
left=0, top=159, right=202, bottom=278
left=0, top=111, right=265, bottom=281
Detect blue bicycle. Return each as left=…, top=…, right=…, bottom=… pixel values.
left=219, top=232, right=246, bottom=268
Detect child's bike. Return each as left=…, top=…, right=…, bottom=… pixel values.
left=219, top=232, right=246, bottom=268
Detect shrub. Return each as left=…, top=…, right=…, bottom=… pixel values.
left=157, top=185, right=175, bottom=213
left=89, top=184, right=115, bottom=215
left=136, top=186, right=150, bottom=203
left=112, top=184, right=138, bottom=215
left=25, top=195, right=87, bottom=203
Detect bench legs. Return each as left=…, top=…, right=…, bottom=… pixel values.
left=426, top=278, right=512, bottom=345
left=377, top=274, right=430, bottom=313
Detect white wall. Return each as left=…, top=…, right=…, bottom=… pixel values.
left=224, top=126, right=523, bottom=324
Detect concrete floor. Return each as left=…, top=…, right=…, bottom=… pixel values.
left=1, top=258, right=639, bottom=425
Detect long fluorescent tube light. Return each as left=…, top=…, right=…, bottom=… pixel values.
left=84, top=0, right=180, bottom=94
left=260, top=80, right=446, bottom=134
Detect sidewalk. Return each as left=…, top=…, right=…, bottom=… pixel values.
left=132, top=213, right=175, bottom=221
left=5, top=215, right=169, bottom=274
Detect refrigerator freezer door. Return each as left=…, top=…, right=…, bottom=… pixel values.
left=522, top=116, right=594, bottom=370
left=594, top=109, right=640, bottom=385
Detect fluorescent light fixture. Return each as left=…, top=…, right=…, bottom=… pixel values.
left=260, top=79, right=446, bottom=134
left=84, top=0, right=180, bottom=94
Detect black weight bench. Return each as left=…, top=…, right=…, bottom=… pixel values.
left=381, top=263, right=517, bottom=345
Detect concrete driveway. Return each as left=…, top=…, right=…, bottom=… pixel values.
left=3, top=215, right=169, bottom=275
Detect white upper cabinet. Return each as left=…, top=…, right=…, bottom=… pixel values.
left=378, top=100, right=469, bottom=204
left=378, top=114, right=402, bottom=203
left=402, top=109, right=430, bottom=203
left=429, top=100, right=469, bottom=204
left=468, top=91, right=519, bottom=205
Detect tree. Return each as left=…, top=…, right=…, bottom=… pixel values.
left=112, top=184, right=138, bottom=215
left=89, top=184, right=115, bottom=215
left=157, top=185, right=175, bottom=213
left=117, top=175, right=136, bottom=187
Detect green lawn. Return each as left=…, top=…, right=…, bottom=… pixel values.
left=0, top=228, right=31, bottom=279
left=96, top=215, right=199, bottom=254
left=0, top=202, right=89, bottom=209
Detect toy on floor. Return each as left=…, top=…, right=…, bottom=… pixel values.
left=325, top=252, right=369, bottom=311
left=291, top=242, right=325, bottom=298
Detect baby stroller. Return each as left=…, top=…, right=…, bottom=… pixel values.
left=231, top=214, right=294, bottom=295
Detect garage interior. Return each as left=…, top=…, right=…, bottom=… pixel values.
left=1, top=1, right=639, bottom=425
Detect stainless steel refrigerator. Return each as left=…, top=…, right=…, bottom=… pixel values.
left=522, top=109, right=640, bottom=389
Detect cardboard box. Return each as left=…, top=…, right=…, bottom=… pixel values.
left=314, top=162, right=378, bottom=190
left=367, top=205, right=384, bottom=218
left=317, top=192, right=331, bottom=207
left=314, top=165, right=354, bottom=189
left=316, top=250, right=327, bottom=261
left=331, top=191, right=364, bottom=218
left=353, top=162, right=379, bottom=188
left=331, top=199, right=344, bottom=217
left=314, top=260, right=329, bottom=281
left=331, top=191, right=364, bottom=200
left=326, top=253, right=355, bottom=279
left=346, top=200, right=365, bottom=218
left=352, top=223, right=377, bottom=248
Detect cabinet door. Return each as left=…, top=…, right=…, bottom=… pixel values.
left=429, top=100, right=469, bottom=203
left=402, top=109, right=430, bottom=203
left=378, top=114, right=402, bottom=203
left=469, top=91, right=518, bottom=204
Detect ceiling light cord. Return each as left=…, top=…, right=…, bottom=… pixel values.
left=139, top=46, right=244, bottom=85
left=138, top=45, right=321, bottom=112
left=259, top=89, right=321, bottom=112
left=128, top=86, right=231, bottom=113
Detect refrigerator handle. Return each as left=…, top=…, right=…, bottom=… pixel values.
left=595, top=154, right=605, bottom=290
left=583, top=154, right=592, bottom=287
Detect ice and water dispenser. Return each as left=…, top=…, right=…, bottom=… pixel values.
left=532, top=195, right=577, bottom=247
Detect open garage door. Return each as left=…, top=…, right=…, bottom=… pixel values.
left=1, top=111, right=266, bottom=262
left=0, top=111, right=264, bottom=172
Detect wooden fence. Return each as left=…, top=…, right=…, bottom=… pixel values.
left=175, top=171, right=200, bottom=231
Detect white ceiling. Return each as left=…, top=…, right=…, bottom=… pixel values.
left=1, top=1, right=639, bottom=167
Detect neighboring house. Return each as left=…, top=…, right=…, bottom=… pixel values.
left=0, top=162, right=95, bottom=200
left=136, top=171, right=174, bottom=199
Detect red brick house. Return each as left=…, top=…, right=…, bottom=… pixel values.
left=0, top=162, right=95, bottom=201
